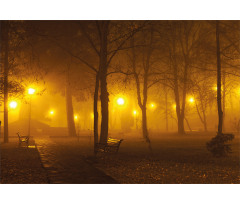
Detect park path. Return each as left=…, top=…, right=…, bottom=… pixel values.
left=34, top=136, right=118, bottom=184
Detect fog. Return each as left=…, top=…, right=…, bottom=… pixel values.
left=1, top=21, right=240, bottom=140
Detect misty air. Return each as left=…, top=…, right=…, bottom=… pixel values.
left=0, top=20, right=240, bottom=184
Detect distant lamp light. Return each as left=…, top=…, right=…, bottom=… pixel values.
left=117, top=98, right=125, bottom=105
left=150, top=103, right=156, bottom=109
left=9, top=101, right=17, bottom=109
left=28, top=88, right=35, bottom=95
left=173, top=104, right=176, bottom=110
left=74, top=115, right=78, bottom=120
left=213, top=86, right=218, bottom=91
left=189, top=97, right=195, bottom=103
left=91, top=113, right=94, bottom=119
left=133, top=110, right=137, bottom=116
left=49, top=110, right=54, bottom=115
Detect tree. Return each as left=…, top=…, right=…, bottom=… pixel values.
left=161, top=21, right=204, bottom=134
left=42, top=21, right=145, bottom=153
left=1, top=21, right=9, bottom=143
left=206, top=21, right=235, bottom=157
left=1, top=21, right=31, bottom=142
left=127, top=25, right=156, bottom=150
left=66, top=63, right=77, bottom=137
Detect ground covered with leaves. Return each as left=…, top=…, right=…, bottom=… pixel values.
left=93, top=132, right=240, bottom=184
left=0, top=138, right=49, bottom=184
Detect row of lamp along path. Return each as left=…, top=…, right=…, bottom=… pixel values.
left=8, top=90, right=196, bottom=135
left=7, top=85, right=240, bottom=136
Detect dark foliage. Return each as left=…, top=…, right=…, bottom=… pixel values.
left=206, top=133, right=234, bottom=157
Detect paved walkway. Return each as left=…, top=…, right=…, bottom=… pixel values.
left=35, top=136, right=118, bottom=184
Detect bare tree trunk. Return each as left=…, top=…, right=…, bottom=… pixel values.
left=165, top=90, right=168, bottom=132
left=94, top=72, right=99, bottom=153
left=66, top=68, right=76, bottom=137
left=179, top=61, right=188, bottom=134
left=173, top=79, right=185, bottom=134
left=177, top=115, right=185, bottom=134
left=131, top=35, right=152, bottom=151
left=171, top=41, right=185, bottom=135
left=99, top=21, right=109, bottom=144
left=142, top=75, right=152, bottom=151
left=222, top=70, right=226, bottom=132
left=141, top=106, right=151, bottom=144
left=195, top=92, right=208, bottom=132
left=184, top=117, right=192, bottom=132
left=3, top=21, right=9, bottom=143
left=216, top=21, right=223, bottom=135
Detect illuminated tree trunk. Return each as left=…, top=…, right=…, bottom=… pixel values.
left=131, top=34, right=152, bottom=151
left=222, top=70, right=226, bottom=132
left=142, top=75, right=152, bottom=150
left=2, top=21, right=9, bottom=143
left=195, top=96, right=208, bottom=132
left=165, top=90, right=168, bottom=132
left=94, top=72, right=99, bottom=153
left=99, top=21, right=109, bottom=144
left=66, top=68, right=76, bottom=137
left=177, top=115, right=185, bottom=134
left=171, top=38, right=186, bottom=135
left=173, top=66, right=185, bottom=135
left=184, top=117, right=192, bottom=132
left=216, top=21, right=223, bottom=135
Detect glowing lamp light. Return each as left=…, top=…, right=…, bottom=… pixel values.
left=150, top=103, right=156, bottom=109
left=133, top=110, right=137, bottom=116
left=9, top=101, right=17, bottom=109
left=74, top=115, right=78, bottom=120
left=117, top=98, right=125, bottom=105
left=28, top=88, right=35, bottom=95
left=213, top=86, right=223, bottom=91
left=91, top=113, right=94, bottom=119
left=213, top=86, right=218, bottom=91
left=173, top=104, right=176, bottom=110
left=49, top=110, right=54, bottom=115
left=189, top=97, right=195, bottom=103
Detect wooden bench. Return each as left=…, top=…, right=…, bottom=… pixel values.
left=95, top=138, right=123, bottom=154
left=17, top=132, right=29, bottom=146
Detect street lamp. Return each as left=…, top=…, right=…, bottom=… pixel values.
left=133, top=110, right=137, bottom=116
left=117, top=97, right=125, bottom=105
left=189, top=97, right=195, bottom=103
left=150, top=103, right=156, bottom=110
left=49, top=110, right=55, bottom=115
left=28, top=88, right=35, bottom=137
left=28, top=88, right=35, bottom=95
left=9, top=101, right=17, bottom=109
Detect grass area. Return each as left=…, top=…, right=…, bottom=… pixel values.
left=93, top=132, right=240, bottom=184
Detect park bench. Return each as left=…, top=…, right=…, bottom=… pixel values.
left=17, top=132, right=29, bottom=146
left=95, top=138, right=123, bottom=154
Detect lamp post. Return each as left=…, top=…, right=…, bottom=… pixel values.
left=28, top=88, right=35, bottom=137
